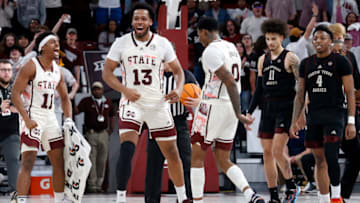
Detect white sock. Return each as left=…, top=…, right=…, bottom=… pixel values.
left=17, top=196, right=28, bottom=203
left=244, top=187, right=255, bottom=202
left=175, top=185, right=187, bottom=202
left=191, top=167, right=205, bottom=200
left=226, top=165, right=250, bottom=192
left=54, top=192, right=64, bottom=203
left=116, top=190, right=126, bottom=203
left=319, top=193, right=330, bottom=203
left=331, top=184, right=341, bottom=199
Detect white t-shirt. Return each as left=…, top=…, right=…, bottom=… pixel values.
left=286, top=36, right=310, bottom=61
left=98, top=0, right=120, bottom=8
left=227, top=8, right=253, bottom=21
left=44, top=0, right=62, bottom=8
left=201, top=40, right=242, bottom=103
left=107, top=32, right=177, bottom=107
left=240, top=16, right=268, bottom=42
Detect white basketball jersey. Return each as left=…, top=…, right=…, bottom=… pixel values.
left=107, top=32, right=177, bottom=107
left=201, top=40, right=242, bottom=103
left=28, top=57, right=61, bottom=115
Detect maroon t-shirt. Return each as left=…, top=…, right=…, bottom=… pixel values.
left=77, top=96, right=114, bottom=131
left=61, top=42, right=83, bottom=74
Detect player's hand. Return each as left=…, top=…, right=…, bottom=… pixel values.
left=63, top=117, right=75, bottom=129
left=345, top=124, right=356, bottom=140
left=165, top=89, right=181, bottom=103
left=25, top=119, right=38, bottom=129
left=238, top=113, right=254, bottom=130
left=184, top=90, right=200, bottom=107
left=289, top=123, right=300, bottom=139
left=1, top=99, right=10, bottom=112
left=123, top=88, right=141, bottom=102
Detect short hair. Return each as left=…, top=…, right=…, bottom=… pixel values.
left=131, top=2, right=155, bottom=21
left=261, top=19, right=288, bottom=37
left=313, top=24, right=334, bottom=40
left=0, top=59, right=12, bottom=65
left=8, top=45, right=25, bottom=56
left=35, top=31, right=56, bottom=53
left=198, top=16, right=219, bottom=32
left=328, top=23, right=346, bottom=38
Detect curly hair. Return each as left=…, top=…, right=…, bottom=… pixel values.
left=261, top=19, right=288, bottom=37
left=131, top=2, right=155, bottom=21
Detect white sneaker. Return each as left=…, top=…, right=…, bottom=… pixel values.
left=302, top=182, right=317, bottom=193
left=116, top=190, right=126, bottom=203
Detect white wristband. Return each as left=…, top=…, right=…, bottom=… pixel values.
left=348, top=116, right=355, bottom=125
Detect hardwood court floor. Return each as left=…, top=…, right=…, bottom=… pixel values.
left=1, top=193, right=360, bottom=202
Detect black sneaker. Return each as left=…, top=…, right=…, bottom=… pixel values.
left=249, top=193, right=265, bottom=203
left=283, top=186, right=300, bottom=203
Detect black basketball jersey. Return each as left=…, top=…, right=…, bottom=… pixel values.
left=300, top=53, right=352, bottom=114
left=262, top=49, right=296, bottom=99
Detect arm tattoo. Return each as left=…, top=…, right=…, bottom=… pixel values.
left=290, top=54, right=300, bottom=80
left=292, top=79, right=306, bottom=123
left=216, top=67, right=241, bottom=115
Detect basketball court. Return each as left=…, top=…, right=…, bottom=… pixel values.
left=1, top=193, right=360, bottom=203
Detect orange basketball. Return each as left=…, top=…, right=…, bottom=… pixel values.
left=180, top=83, right=201, bottom=105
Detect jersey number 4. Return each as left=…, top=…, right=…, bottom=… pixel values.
left=41, top=93, right=54, bottom=109
left=133, top=69, right=152, bottom=85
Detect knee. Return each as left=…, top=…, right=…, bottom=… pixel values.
left=315, top=157, right=327, bottom=169
left=272, top=148, right=283, bottom=160
left=163, top=147, right=180, bottom=163
left=262, top=147, right=273, bottom=158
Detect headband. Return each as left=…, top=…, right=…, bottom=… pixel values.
left=38, top=35, right=58, bottom=52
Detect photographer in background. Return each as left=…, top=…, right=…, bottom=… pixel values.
left=0, top=59, right=20, bottom=201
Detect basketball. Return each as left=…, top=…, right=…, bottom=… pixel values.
left=180, top=83, right=201, bottom=105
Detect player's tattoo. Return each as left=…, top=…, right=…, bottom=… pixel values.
left=288, top=53, right=300, bottom=80
left=215, top=67, right=242, bottom=115
left=292, top=78, right=306, bottom=124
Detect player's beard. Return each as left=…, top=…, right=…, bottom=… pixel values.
left=135, top=26, right=150, bottom=39
left=0, top=78, right=10, bottom=86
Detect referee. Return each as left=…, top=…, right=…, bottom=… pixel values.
left=144, top=68, right=197, bottom=203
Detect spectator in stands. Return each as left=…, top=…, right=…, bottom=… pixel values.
left=0, top=59, right=20, bottom=201
left=17, top=34, right=30, bottom=50
left=0, top=33, right=16, bottom=59
left=187, top=0, right=204, bottom=34
left=299, top=0, right=328, bottom=29
left=96, top=0, right=122, bottom=28
left=344, top=33, right=354, bottom=49
left=222, top=19, right=241, bottom=44
left=331, top=0, right=359, bottom=24
left=75, top=81, right=115, bottom=193
left=8, top=45, right=24, bottom=79
left=227, top=0, right=253, bottom=25
left=204, top=0, right=229, bottom=27
left=16, top=0, right=46, bottom=30
left=265, top=0, right=296, bottom=23
left=44, top=0, right=63, bottom=28
left=61, top=28, right=83, bottom=83
left=98, top=19, right=120, bottom=52
left=236, top=41, right=251, bottom=112
left=240, top=1, right=267, bottom=42
left=0, top=0, right=15, bottom=29
left=329, top=22, right=347, bottom=40
left=287, top=3, right=319, bottom=61
left=54, top=55, right=79, bottom=126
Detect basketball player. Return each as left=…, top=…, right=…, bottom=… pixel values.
left=11, top=31, right=73, bottom=203
left=247, top=19, right=300, bottom=202
left=102, top=3, right=189, bottom=203
left=290, top=25, right=356, bottom=203
left=189, top=17, right=264, bottom=203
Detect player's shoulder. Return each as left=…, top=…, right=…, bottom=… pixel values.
left=113, top=33, right=132, bottom=45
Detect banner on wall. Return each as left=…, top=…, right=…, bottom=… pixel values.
left=83, top=51, right=122, bottom=98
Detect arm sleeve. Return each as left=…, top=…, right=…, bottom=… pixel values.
left=163, top=38, right=177, bottom=63
left=202, top=46, right=225, bottom=72
left=247, top=76, right=263, bottom=114
left=39, top=0, right=46, bottom=25
left=106, top=38, right=122, bottom=62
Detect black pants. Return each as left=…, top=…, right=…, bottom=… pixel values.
left=145, top=115, right=192, bottom=203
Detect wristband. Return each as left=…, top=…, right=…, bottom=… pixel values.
left=64, top=118, right=72, bottom=122
left=348, top=116, right=355, bottom=124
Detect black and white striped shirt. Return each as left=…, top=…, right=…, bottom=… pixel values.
left=164, top=70, right=198, bottom=117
